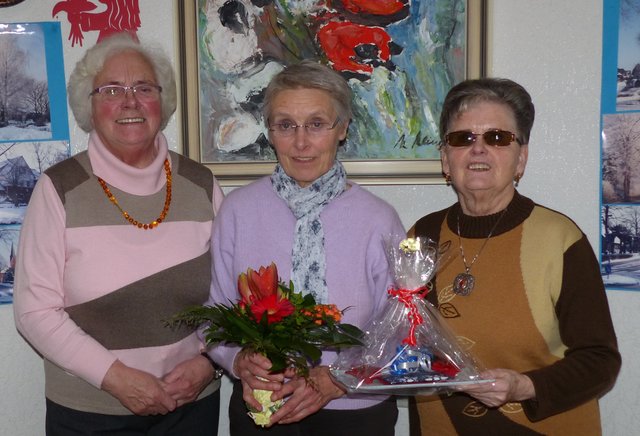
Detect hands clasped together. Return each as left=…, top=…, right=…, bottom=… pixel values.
left=101, top=355, right=215, bottom=416
left=234, top=350, right=346, bottom=427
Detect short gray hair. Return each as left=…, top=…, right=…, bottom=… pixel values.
left=68, top=33, right=177, bottom=132
left=439, top=78, right=535, bottom=145
left=262, top=60, right=352, bottom=123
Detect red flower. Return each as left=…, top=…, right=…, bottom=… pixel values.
left=317, top=20, right=392, bottom=74
left=249, top=263, right=279, bottom=298
left=173, top=262, right=364, bottom=377
left=340, top=0, right=406, bottom=15
left=238, top=262, right=280, bottom=304
left=250, top=294, right=295, bottom=324
left=237, top=263, right=294, bottom=323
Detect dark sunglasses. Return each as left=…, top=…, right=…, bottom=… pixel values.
left=444, top=129, right=520, bottom=147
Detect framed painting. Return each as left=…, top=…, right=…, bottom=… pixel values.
left=176, top=0, right=487, bottom=185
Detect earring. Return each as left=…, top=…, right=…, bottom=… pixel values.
left=444, top=173, right=452, bottom=186
left=514, top=174, right=521, bottom=187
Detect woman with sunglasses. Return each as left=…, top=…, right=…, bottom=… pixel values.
left=409, top=78, right=620, bottom=435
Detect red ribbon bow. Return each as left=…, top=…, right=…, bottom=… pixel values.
left=387, top=287, right=427, bottom=346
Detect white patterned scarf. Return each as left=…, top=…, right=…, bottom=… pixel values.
left=270, top=161, right=347, bottom=303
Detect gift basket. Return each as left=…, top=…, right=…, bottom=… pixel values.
left=330, top=235, right=492, bottom=395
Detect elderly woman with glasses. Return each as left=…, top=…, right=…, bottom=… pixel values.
left=408, top=78, right=620, bottom=435
left=204, top=60, right=404, bottom=435
left=13, top=34, right=224, bottom=435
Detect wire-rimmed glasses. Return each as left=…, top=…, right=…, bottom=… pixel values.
left=268, top=118, right=342, bottom=137
left=90, top=84, right=162, bottom=101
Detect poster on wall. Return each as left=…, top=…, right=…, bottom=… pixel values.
left=0, top=22, right=71, bottom=304
left=0, top=22, right=69, bottom=143
left=600, top=0, right=640, bottom=291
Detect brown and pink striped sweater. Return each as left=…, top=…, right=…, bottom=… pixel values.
left=14, top=132, right=224, bottom=414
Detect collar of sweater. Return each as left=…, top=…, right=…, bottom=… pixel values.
left=446, top=191, right=535, bottom=239
left=87, top=131, right=170, bottom=196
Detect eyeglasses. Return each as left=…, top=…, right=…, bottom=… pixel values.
left=90, top=84, right=162, bottom=101
left=268, top=118, right=342, bottom=137
left=444, top=129, right=520, bottom=147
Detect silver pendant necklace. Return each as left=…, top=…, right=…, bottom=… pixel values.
left=453, top=208, right=507, bottom=296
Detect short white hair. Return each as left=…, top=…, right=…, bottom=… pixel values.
left=67, top=33, right=177, bottom=132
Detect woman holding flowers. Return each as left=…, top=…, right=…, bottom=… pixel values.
left=205, top=60, right=405, bottom=434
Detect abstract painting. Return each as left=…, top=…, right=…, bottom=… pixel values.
left=178, top=0, right=483, bottom=183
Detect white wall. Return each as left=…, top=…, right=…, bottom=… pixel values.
left=1, top=1, right=637, bottom=435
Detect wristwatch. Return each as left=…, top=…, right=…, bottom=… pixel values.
left=201, top=352, right=224, bottom=380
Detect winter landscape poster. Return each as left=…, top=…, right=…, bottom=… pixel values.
left=600, top=0, right=640, bottom=290
left=0, top=140, right=69, bottom=305
left=0, top=22, right=69, bottom=143
left=0, top=22, right=70, bottom=303
left=0, top=225, right=18, bottom=305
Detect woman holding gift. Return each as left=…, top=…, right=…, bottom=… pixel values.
left=205, top=60, right=405, bottom=434
left=14, top=34, right=224, bottom=434
left=409, top=78, right=620, bottom=435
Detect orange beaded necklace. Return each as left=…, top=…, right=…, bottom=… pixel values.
left=97, top=158, right=172, bottom=230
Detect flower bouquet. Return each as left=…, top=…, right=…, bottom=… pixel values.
left=330, top=235, right=491, bottom=395
left=170, top=263, right=363, bottom=426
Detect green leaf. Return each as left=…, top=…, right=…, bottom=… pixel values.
left=337, top=323, right=365, bottom=340
left=225, top=315, right=262, bottom=342
left=301, top=293, right=317, bottom=306
left=266, top=351, right=288, bottom=373
left=290, top=338, right=321, bottom=363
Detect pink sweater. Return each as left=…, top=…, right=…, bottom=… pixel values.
left=14, top=132, right=223, bottom=414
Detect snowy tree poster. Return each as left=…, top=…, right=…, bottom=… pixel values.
left=0, top=22, right=70, bottom=304
left=600, top=0, right=640, bottom=291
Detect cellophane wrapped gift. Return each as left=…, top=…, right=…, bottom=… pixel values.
left=330, top=235, right=490, bottom=395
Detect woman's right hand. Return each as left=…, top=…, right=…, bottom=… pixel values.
left=233, top=350, right=285, bottom=411
left=101, top=360, right=177, bottom=415
left=269, top=365, right=345, bottom=425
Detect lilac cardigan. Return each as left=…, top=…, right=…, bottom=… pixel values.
left=206, top=176, right=405, bottom=410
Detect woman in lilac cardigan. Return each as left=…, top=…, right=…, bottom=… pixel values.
left=205, top=60, right=405, bottom=435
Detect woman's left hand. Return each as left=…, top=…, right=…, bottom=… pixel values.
left=460, top=368, right=535, bottom=408
left=162, top=355, right=214, bottom=407
left=268, top=366, right=345, bottom=425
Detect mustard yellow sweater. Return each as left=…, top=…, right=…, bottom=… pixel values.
left=411, top=192, right=620, bottom=435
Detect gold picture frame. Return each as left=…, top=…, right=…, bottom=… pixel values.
left=175, top=0, right=487, bottom=186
